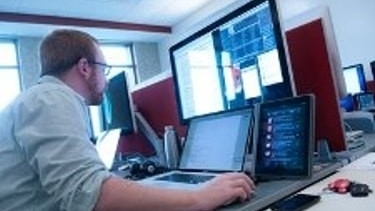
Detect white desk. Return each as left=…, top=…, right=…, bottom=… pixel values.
left=333, top=133, right=375, bottom=164
left=340, top=152, right=375, bottom=171
left=299, top=153, right=375, bottom=211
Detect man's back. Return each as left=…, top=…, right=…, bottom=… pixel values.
left=0, top=99, right=58, bottom=210
left=0, top=76, right=110, bottom=211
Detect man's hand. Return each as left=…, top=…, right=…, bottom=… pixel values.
left=194, top=172, right=255, bottom=210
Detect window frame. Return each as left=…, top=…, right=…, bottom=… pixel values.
left=99, top=43, right=138, bottom=88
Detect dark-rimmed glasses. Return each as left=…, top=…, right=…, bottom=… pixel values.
left=89, top=61, right=112, bottom=76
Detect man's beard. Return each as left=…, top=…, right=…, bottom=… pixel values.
left=87, top=79, right=105, bottom=106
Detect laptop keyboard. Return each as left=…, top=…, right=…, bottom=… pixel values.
left=156, top=173, right=215, bottom=184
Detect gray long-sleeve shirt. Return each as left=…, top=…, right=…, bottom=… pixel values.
left=0, top=76, right=111, bottom=211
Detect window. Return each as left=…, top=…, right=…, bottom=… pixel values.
left=100, top=44, right=136, bottom=88
left=0, top=40, right=21, bottom=111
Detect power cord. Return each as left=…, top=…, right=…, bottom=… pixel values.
left=343, top=121, right=353, bottom=133
left=343, top=121, right=366, bottom=151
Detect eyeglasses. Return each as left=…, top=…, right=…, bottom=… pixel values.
left=89, top=61, right=112, bottom=76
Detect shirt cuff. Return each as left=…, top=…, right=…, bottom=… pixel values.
left=61, top=170, right=112, bottom=211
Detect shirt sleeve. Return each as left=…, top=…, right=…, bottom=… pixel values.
left=14, top=88, right=112, bottom=211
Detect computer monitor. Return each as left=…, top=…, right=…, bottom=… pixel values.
left=169, top=0, right=294, bottom=124
left=343, top=64, right=367, bottom=94
left=356, top=92, right=375, bottom=111
left=90, top=71, right=137, bottom=140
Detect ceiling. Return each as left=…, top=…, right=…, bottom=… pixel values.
left=0, top=0, right=213, bottom=42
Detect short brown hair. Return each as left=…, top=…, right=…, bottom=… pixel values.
left=39, top=29, right=98, bottom=76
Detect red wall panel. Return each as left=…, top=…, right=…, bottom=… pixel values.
left=286, top=19, right=346, bottom=152
left=118, top=77, right=186, bottom=155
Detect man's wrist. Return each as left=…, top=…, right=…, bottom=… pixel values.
left=187, top=191, right=205, bottom=211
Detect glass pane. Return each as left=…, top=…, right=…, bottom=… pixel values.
left=100, top=45, right=132, bottom=66
left=0, top=42, right=17, bottom=66
left=0, top=68, right=21, bottom=110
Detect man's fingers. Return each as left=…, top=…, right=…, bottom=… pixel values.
left=235, top=178, right=255, bottom=198
left=223, top=172, right=256, bottom=190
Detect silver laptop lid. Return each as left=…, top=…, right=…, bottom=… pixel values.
left=179, top=109, right=253, bottom=172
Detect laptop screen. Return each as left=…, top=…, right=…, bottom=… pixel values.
left=253, top=95, right=315, bottom=179
left=179, top=109, right=253, bottom=172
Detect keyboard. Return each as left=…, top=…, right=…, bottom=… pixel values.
left=156, top=173, right=215, bottom=184
left=345, top=130, right=363, bottom=139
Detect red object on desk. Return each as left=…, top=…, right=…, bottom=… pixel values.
left=328, top=178, right=351, bottom=194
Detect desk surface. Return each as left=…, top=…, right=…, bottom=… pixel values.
left=334, top=133, right=375, bottom=163
left=341, top=152, right=375, bottom=171
left=297, top=153, right=375, bottom=211
left=218, top=162, right=341, bottom=211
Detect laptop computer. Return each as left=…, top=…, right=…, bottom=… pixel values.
left=251, top=95, right=315, bottom=180
left=95, top=129, right=121, bottom=170
left=139, top=108, right=253, bottom=190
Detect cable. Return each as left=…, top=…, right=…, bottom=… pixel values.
left=347, top=140, right=366, bottom=151
left=343, top=121, right=353, bottom=132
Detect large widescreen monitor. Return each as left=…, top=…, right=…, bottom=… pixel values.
left=169, top=0, right=294, bottom=124
left=343, top=64, right=367, bottom=95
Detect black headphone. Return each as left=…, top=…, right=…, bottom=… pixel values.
left=129, top=160, right=166, bottom=180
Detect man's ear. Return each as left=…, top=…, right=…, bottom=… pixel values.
left=76, top=57, right=91, bottom=79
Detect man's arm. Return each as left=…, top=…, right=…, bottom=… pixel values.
left=94, top=172, right=255, bottom=211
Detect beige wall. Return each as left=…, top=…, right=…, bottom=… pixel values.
left=17, top=37, right=42, bottom=89
left=133, top=42, right=162, bottom=83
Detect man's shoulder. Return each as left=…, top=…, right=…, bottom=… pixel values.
left=26, top=82, right=77, bottom=101
left=11, top=83, right=80, bottom=114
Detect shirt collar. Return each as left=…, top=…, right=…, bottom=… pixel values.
left=38, top=75, right=87, bottom=104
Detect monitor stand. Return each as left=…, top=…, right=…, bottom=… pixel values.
left=134, top=111, right=166, bottom=165
left=316, top=139, right=333, bottom=163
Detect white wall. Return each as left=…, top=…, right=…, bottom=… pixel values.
left=280, top=0, right=375, bottom=80
left=158, top=0, right=243, bottom=74
left=159, top=0, right=375, bottom=80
